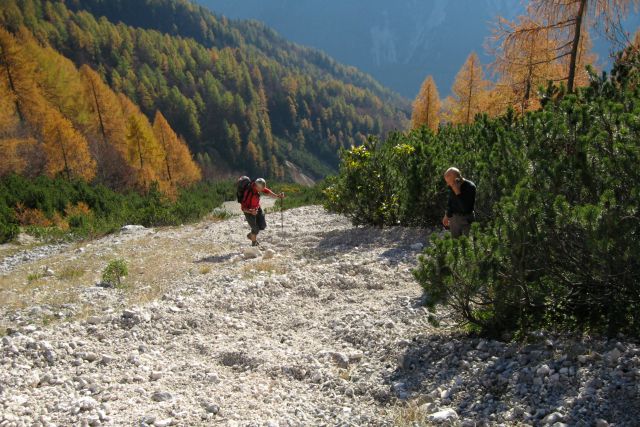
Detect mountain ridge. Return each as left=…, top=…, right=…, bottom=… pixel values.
left=200, top=0, right=640, bottom=98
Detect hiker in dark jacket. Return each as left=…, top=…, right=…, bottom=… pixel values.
left=241, top=178, right=284, bottom=246
left=442, top=167, right=476, bottom=238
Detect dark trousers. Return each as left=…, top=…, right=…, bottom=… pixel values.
left=244, top=208, right=267, bottom=235
left=449, top=214, right=473, bottom=238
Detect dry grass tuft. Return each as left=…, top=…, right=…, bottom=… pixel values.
left=57, top=265, right=85, bottom=281
left=241, top=260, right=287, bottom=278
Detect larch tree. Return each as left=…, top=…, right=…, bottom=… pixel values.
left=0, top=138, right=36, bottom=176
left=125, top=113, right=160, bottom=189
left=492, top=16, right=565, bottom=112
left=449, top=52, right=491, bottom=124
left=508, top=0, right=638, bottom=93
left=40, top=108, right=96, bottom=181
left=18, top=28, right=91, bottom=127
left=79, top=65, right=135, bottom=188
left=0, top=27, right=43, bottom=126
left=80, top=65, right=128, bottom=150
left=0, top=73, right=19, bottom=134
left=152, top=111, right=201, bottom=188
left=120, top=93, right=167, bottom=189
left=411, top=75, right=441, bottom=131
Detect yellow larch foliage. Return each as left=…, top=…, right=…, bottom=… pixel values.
left=411, top=75, right=441, bottom=132
left=152, top=111, right=201, bottom=189
left=448, top=52, right=491, bottom=125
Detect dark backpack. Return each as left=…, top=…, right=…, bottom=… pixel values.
left=236, top=176, right=252, bottom=203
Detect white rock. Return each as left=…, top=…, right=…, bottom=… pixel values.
left=542, top=412, right=563, bottom=424
left=428, top=408, right=459, bottom=422
left=536, top=364, right=551, bottom=377
left=331, top=352, right=350, bottom=368
left=86, top=316, right=101, bottom=325
left=16, top=233, right=36, bottom=245
left=150, top=371, right=163, bottom=381
left=204, top=403, right=220, bottom=414
left=122, top=309, right=137, bottom=319
left=595, top=419, right=610, bottom=427
left=151, top=391, right=173, bottom=402
left=120, top=225, right=147, bottom=234
left=22, top=325, right=37, bottom=333
left=101, top=354, right=114, bottom=364
left=243, top=247, right=261, bottom=259
left=410, top=242, right=424, bottom=250
left=262, top=248, right=276, bottom=260
left=607, top=348, right=622, bottom=363
left=81, top=352, right=99, bottom=362
left=74, top=396, right=98, bottom=412
left=154, top=418, right=173, bottom=427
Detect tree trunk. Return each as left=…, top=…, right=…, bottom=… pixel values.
left=57, top=128, right=71, bottom=180
left=568, top=0, right=587, bottom=93
left=523, top=36, right=535, bottom=111
left=425, top=84, right=431, bottom=129
left=159, top=125, right=172, bottom=183
left=1, top=50, right=24, bottom=123
left=89, top=78, right=108, bottom=145
left=466, top=60, right=475, bottom=124
left=137, top=137, right=144, bottom=171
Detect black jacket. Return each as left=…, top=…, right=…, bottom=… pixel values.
left=446, top=179, right=476, bottom=217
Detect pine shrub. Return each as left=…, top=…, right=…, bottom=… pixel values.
left=327, top=62, right=640, bottom=337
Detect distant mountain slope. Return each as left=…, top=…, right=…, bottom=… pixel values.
left=200, top=0, right=640, bottom=98
left=1, top=0, right=409, bottom=179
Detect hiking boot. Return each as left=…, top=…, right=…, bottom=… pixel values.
left=247, top=233, right=253, bottom=241
left=252, top=240, right=260, bottom=247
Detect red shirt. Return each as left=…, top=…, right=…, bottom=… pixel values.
left=241, top=183, right=272, bottom=210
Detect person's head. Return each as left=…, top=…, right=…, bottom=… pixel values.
left=444, top=167, right=462, bottom=188
left=254, top=178, right=266, bottom=191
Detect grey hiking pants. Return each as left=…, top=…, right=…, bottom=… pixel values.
left=449, top=214, right=473, bottom=238
left=245, top=208, right=266, bottom=235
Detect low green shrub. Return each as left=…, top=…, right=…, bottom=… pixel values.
left=102, top=259, right=128, bottom=288
left=0, top=176, right=235, bottom=243
left=327, top=59, right=640, bottom=338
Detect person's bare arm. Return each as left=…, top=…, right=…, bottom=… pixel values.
left=263, top=188, right=285, bottom=198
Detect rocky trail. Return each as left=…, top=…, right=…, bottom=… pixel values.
left=1, top=207, right=639, bottom=427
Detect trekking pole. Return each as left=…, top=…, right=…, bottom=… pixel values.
left=280, top=193, right=284, bottom=237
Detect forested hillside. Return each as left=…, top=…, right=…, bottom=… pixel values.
left=0, top=27, right=201, bottom=194
left=0, top=0, right=409, bottom=180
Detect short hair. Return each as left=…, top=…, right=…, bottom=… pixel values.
left=444, top=167, right=462, bottom=179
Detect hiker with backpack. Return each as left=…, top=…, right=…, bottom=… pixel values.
left=237, top=177, right=285, bottom=246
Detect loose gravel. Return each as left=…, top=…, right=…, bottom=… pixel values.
left=1, top=206, right=638, bottom=426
